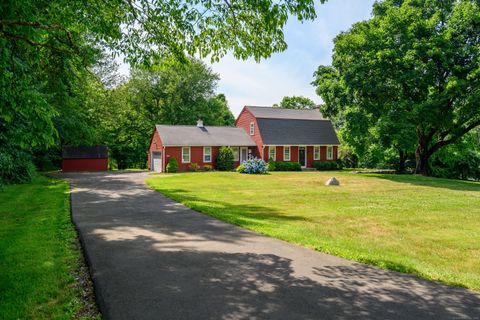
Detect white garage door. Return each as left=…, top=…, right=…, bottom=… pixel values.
left=152, top=152, right=162, bottom=172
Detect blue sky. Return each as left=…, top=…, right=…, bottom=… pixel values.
left=117, top=0, right=376, bottom=116
left=209, top=0, right=376, bottom=116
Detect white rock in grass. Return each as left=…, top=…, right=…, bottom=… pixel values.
left=325, top=177, right=340, bottom=186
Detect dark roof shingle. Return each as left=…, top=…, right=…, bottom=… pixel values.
left=246, top=106, right=325, bottom=120
left=155, top=125, right=256, bottom=146
left=62, top=145, right=108, bottom=159
left=256, top=119, right=340, bottom=145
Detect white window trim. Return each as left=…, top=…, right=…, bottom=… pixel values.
left=283, top=146, right=291, bottom=161
left=269, top=146, right=276, bottom=161
left=233, top=147, right=239, bottom=161
left=182, top=146, right=191, bottom=163
left=314, top=146, right=321, bottom=161
left=327, top=146, right=334, bottom=160
left=203, top=146, right=212, bottom=163
left=240, top=147, right=248, bottom=162
left=249, top=122, right=255, bottom=135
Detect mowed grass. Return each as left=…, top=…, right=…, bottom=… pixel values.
left=147, top=171, right=480, bottom=291
left=0, top=176, right=93, bottom=319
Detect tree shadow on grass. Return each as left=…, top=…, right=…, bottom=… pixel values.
left=369, top=173, right=480, bottom=192
left=66, top=171, right=306, bottom=247
left=155, top=187, right=309, bottom=228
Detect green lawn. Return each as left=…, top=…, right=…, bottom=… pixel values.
left=0, top=176, right=98, bottom=319
left=147, top=171, right=480, bottom=291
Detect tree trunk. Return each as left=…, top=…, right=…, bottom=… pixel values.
left=415, top=141, right=430, bottom=176
left=397, top=149, right=406, bottom=173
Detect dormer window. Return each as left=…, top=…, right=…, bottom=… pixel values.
left=249, top=122, right=255, bottom=135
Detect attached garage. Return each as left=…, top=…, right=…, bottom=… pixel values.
left=62, top=145, right=108, bottom=172
left=151, top=151, right=162, bottom=172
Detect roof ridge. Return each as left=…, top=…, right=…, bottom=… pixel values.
left=156, top=124, right=238, bottom=128
left=256, top=117, right=330, bottom=121
left=246, top=105, right=319, bottom=111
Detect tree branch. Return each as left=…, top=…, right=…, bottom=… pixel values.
left=428, top=118, right=480, bottom=156
left=0, top=30, right=56, bottom=49
left=0, top=20, right=64, bottom=30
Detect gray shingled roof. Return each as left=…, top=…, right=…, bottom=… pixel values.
left=256, top=119, right=340, bottom=145
left=62, top=145, right=108, bottom=159
left=246, top=106, right=325, bottom=120
left=155, top=125, right=256, bottom=146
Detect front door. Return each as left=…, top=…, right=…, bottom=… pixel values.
left=152, top=152, right=162, bottom=172
left=240, top=147, right=248, bottom=163
left=299, top=147, right=306, bottom=168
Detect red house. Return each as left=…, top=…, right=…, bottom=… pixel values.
left=62, top=145, right=108, bottom=172
left=148, top=107, right=340, bottom=172
left=235, top=106, right=340, bottom=168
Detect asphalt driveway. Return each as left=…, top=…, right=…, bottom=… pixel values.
left=66, top=171, right=480, bottom=320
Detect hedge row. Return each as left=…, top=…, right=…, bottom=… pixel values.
left=313, top=160, right=342, bottom=171
left=269, top=161, right=302, bottom=171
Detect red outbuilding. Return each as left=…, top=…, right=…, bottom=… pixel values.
left=62, top=145, right=108, bottom=172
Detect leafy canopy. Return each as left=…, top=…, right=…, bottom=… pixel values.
left=1, top=0, right=328, bottom=183
left=274, top=96, right=317, bottom=109
left=314, top=0, right=480, bottom=175
left=92, top=58, right=234, bottom=169
left=1, top=0, right=326, bottom=64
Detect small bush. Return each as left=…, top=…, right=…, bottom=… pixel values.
left=268, top=158, right=276, bottom=171
left=188, top=163, right=200, bottom=172
left=271, top=162, right=302, bottom=171
left=166, top=157, right=179, bottom=173
left=203, top=164, right=213, bottom=171
left=239, top=158, right=268, bottom=174
left=0, top=149, right=36, bottom=186
left=314, top=161, right=341, bottom=171
left=216, top=146, right=235, bottom=171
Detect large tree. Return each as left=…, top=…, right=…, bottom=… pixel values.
left=314, top=0, right=480, bottom=175
left=93, top=58, right=234, bottom=169
left=1, top=0, right=326, bottom=183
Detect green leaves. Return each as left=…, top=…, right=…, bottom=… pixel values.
left=314, top=0, right=480, bottom=175
left=90, top=58, right=235, bottom=168
left=275, top=95, right=316, bottom=109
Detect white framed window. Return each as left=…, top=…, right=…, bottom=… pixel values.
left=203, top=146, right=211, bottom=162
left=182, top=147, right=190, bottom=163
left=327, top=146, right=334, bottom=160
left=233, top=147, right=239, bottom=161
left=249, top=122, right=255, bottom=135
left=283, top=146, right=290, bottom=161
left=314, top=146, right=320, bottom=160
left=269, top=146, right=276, bottom=161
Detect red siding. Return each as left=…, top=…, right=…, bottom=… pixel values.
left=164, top=146, right=254, bottom=172
left=235, top=107, right=263, bottom=158
left=320, top=146, right=327, bottom=161
left=147, top=129, right=163, bottom=169
left=62, top=159, right=108, bottom=172
left=306, top=146, right=314, bottom=168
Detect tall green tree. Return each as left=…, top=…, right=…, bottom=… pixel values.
left=1, top=0, right=326, bottom=184
left=92, top=58, right=235, bottom=169
left=314, top=0, right=480, bottom=175
left=274, top=96, right=317, bottom=109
